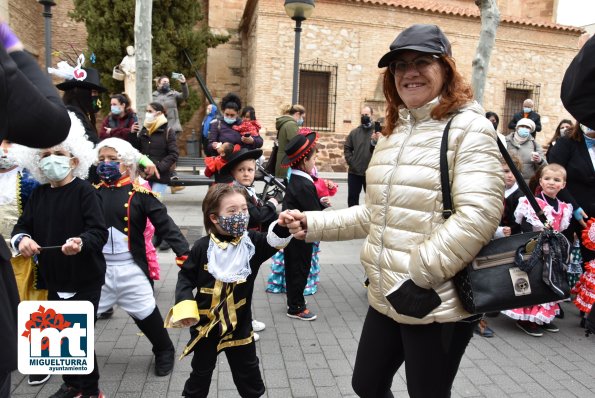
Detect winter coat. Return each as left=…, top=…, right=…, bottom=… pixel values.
left=505, top=134, right=547, bottom=185
left=132, top=123, right=179, bottom=184
left=344, top=124, right=375, bottom=176
left=507, top=110, right=542, bottom=134
left=304, top=100, right=504, bottom=325
left=206, top=117, right=263, bottom=156
left=274, top=115, right=299, bottom=178
left=99, top=110, right=137, bottom=141
left=152, top=84, right=189, bottom=133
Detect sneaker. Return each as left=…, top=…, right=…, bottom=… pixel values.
left=542, top=322, right=560, bottom=333
left=473, top=320, right=494, bottom=338
left=97, top=307, right=114, bottom=320
left=252, top=319, right=266, bottom=332
left=49, top=383, right=80, bottom=398
left=516, top=320, right=543, bottom=337
left=170, top=186, right=185, bottom=194
left=287, top=308, right=317, bottom=321
left=253, top=332, right=260, bottom=342
left=28, top=374, right=50, bottom=385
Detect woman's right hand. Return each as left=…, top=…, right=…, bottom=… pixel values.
left=19, top=236, right=40, bottom=258
left=279, top=210, right=308, bottom=239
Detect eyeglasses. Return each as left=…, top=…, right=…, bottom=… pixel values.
left=388, top=55, right=440, bottom=75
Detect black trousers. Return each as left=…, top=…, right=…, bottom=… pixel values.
left=352, top=306, right=476, bottom=398
left=0, top=372, right=10, bottom=398
left=48, top=288, right=101, bottom=395
left=347, top=173, right=366, bottom=207
left=284, top=239, right=313, bottom=314
left=183, top=333, right=264, bottom=398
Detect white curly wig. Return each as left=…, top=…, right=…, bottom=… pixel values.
left=95, top=137, right=141, bottom=175
left=20, top=111, right=95, bottom=184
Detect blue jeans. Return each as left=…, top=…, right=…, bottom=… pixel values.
left=150, top=182, right=168, bottom=195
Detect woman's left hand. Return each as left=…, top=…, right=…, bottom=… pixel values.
left=62, top=237, right=83, bottom=256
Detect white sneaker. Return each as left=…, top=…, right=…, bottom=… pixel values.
left=252, top=319, right=266, bottom=332
left=253, top=332, right=260, bottom=342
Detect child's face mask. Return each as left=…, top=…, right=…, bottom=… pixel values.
left=40, top=154, right=72, bottom=182
left=97, top=161, right=122, bottom=183
left=217, top=212, right=249, bottom=237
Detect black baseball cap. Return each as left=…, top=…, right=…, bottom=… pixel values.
left=378, top=24, right=452, bottom=68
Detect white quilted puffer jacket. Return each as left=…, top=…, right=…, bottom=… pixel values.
left=306, top=99, right=504, bottom=324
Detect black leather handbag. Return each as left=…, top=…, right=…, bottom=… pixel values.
left=440, top=117, right=571, bottom=314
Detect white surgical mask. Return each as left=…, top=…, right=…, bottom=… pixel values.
left=517, top=127, right=531, bottom=138
left=523, top=107, right=532, bottom=113
left=0, top=156, right=16, bottom=169
left=145, top=113, right=156, bottom=123
left=39, top=154, right=72, bottom=182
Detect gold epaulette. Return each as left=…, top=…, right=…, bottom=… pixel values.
left=132, top=183, right=160, bottom=198
left=92, top=182, right=102, bottom=190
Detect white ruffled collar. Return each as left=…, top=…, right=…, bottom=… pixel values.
left=207, top=232, right=255, bottom=282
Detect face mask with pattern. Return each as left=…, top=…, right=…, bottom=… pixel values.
left=217, top=212, right=250, bottom=237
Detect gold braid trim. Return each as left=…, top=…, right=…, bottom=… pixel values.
left=16, top=171, right=23, bottom=215
left=217, top=333, right=254, bottom=351
left=132, top=183, right=160, bottom=198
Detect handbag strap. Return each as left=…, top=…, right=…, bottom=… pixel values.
left=440, top=115, right=549, bottom=227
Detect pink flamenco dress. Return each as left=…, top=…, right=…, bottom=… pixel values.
left=572, top=218, right=595, bottom=317
left=501, top=194, right=572, bottom=327
left=140, top=178, right=161, bottom=280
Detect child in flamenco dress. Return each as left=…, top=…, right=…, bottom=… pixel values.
left=572, top=217, right=595, bottom=327
left=266, top=129, right=337, bottom=296
left=502, top=163, right=573, bottom=337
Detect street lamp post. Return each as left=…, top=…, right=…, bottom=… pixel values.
left=38, top=0, right=56, bottom=73
left=284, top=0, right=315, bottom=105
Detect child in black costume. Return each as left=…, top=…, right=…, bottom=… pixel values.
left=280, top=132, right=325, bottom=321
left=94, top=138, right=190, bottom=377
left=166, top=184, right=292, bottom=398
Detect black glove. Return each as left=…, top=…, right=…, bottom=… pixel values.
left=385, top=279, right=442, bottom=319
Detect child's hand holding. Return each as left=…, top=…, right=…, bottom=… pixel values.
left=178, top=318, right=198, bottom=328
left=18, top=236, right=40, bottom=258
left=320, top=196, right=331, bottom=207
left=62, top=237, right=83, bottom=256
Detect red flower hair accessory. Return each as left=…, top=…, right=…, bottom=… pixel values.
left=582, top=218, right=595, bottom=251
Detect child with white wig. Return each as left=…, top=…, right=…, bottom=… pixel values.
left=11, top=111, right=109, bottom=398
left=94, top=137, right=190, bottom=377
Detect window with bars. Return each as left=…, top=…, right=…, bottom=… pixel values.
left=298, top=59, right=338, bottom=132
left=503, top=79, right=541, bottom=132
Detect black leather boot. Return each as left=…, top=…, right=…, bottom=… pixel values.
left=134, top=307, right=175, bottom=376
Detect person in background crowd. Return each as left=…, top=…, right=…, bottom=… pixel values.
left=95, top=138, right=189, bottom=377
left=100, top=93, right=140, bottom=141
left=242, top=106, right=256, bottom=122
left=508, top=99, right=542, bottom=137
left=505, top=118, right=547, bottom=185
left=152, top=74, right=188, bottom=137
left=274, top=104, right=306, bottom=178
left=207, top=93, right=263, bottom=156
left=486, top=111, right=507, bottom=147
left=0, top=20, right=70, bottom=397
left=56, top=67, right=107, bottom=145
left=201, top=104, right=218, bottom=156
left=344, top=105, right=376, bottom=207
left=279, top=24, right=504, bottom=397
left=12, top=112, right=108, bottom=398
left=545, top=119, right=573, bottom=160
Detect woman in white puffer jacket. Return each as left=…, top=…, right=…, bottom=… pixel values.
left=280, top=24, right=504, bottom=398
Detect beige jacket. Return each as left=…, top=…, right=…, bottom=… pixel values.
left=306, top=100, right=504, bottom=324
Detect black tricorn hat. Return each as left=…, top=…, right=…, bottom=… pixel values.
left=281, top=132, right=318, bottom=168
left=56, top=67, right=107, bottom=92
left=220, top=148, right=263, bottom=175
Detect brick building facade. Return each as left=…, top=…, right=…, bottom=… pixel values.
left=2, top=1, right=584, bottom=170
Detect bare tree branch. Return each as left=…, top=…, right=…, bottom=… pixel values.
left=472, top=0, right=500, bottom=105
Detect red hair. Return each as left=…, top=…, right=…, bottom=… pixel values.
left=382, top=56, right=474, bottom=136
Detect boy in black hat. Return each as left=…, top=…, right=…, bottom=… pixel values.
left=280, top=132, right=324, bottom=320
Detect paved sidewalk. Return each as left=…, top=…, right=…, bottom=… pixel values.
left=10, top=181, right=595, bottom=397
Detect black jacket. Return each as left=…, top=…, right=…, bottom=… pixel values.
left=507, top=110, right=542, bottom=134
left=132, top=123, right=179, bottom=184
left=0, top=43, right=71, bottom=373
left=547, top=136, right=595, bottom=215
left=344, top=124, right=375, bottom=176
left=561, top=35, right=595, bottom=129
left=96, top=180, right=189, bottom=279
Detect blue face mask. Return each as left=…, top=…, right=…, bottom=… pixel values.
left=517, top=127, right=531, bottom=138
left=297, top=118, right=304, bottom=127
left=111, top=105, right=122, bottom=115
left=39, top=154, right=72, bottom=182
left=97, top=161, right=122, bottom=183
left=523, top=107, right=532, bottom=114
left=224, top=117, right=237, bottom=125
